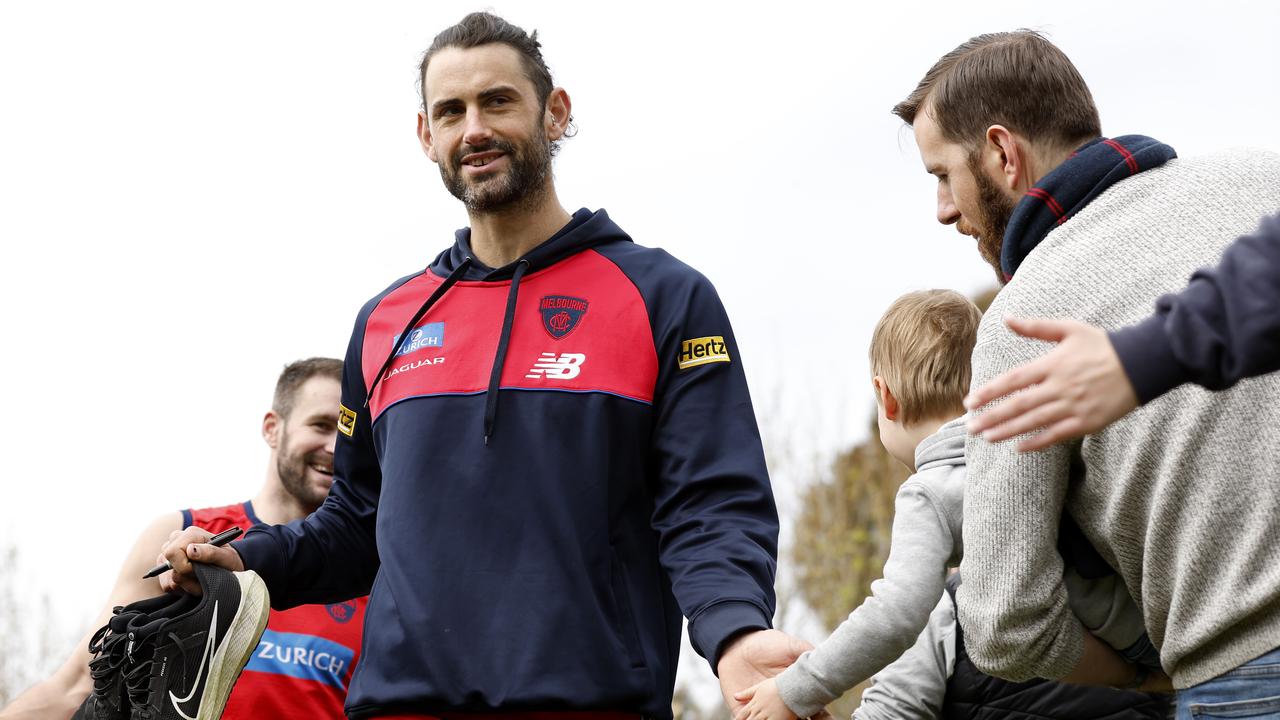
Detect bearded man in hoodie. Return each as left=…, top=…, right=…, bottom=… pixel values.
left=158, top=12, right=797, bottom=720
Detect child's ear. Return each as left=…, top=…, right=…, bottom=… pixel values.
left=873, top=376, right=901, bottom=422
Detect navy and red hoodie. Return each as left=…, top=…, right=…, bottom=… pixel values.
left=1110, top=211, right=1280, bottom=403
left=234, top=208, right=779, bottom=719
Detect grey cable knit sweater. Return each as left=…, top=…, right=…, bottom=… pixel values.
left=958, top=148, right=1280, bottom=689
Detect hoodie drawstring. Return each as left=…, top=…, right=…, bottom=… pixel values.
left=483, top=259, right=529, bottom=445
left=365, top=257, right=473, bottom=408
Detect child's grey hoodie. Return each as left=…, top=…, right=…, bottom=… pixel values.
left=775, top=415, right=1150, bottom=717
left=775, top=417, right=967, bottom=717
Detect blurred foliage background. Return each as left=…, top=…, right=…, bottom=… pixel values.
left=0, top=544, right=70, bottom=708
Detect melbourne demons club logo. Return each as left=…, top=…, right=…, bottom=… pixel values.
left=539, top=295, right=588, bottom=339
left=326, top=601, right=357, bottom=624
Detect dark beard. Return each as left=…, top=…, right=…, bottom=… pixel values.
left=276, top=433, right=328, bottom=511
left=969, top=154, right=1017, bottom=283
left=440, top=130, right=552, bottom=214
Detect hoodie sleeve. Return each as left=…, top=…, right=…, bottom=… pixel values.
left=597, top=244, right=779, bottom=670
left=652, top=271, right=779, bottom=668
left=233, top=299, right=386, bottom=608
left=1109, top=211, right=1280, bottom=403
left=852, top=591, right=956, bottom=720
left=775, top=480, right=956, bottom=716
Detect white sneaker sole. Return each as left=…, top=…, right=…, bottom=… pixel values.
left=194, top=569, right=271, bottom=720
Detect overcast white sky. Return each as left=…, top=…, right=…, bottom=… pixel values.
left=2, top=0, right=1277, bottom=705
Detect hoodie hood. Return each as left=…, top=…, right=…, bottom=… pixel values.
left=431, top=207, right=632, bottom=282
left=915, top=415, right=968, bottom=472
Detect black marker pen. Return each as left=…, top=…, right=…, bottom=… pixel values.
left=141, top=526, right=243, bottom=579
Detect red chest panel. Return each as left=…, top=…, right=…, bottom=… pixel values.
left=362, top=249, right=659, bottom=420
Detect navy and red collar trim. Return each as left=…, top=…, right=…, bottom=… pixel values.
left=1001, top=135, right=1177, bottom=279
left=243, top=500, right=263, bottom=526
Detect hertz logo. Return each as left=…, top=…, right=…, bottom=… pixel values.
left=678, top=336, right=731, bottom=370
left=338, top=404, right=356, bottom=437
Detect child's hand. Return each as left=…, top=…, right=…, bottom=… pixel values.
left=732, top=677, right=799, bottom=720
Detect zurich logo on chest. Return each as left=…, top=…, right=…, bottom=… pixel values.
left=393, top=322, right=445, bottom=357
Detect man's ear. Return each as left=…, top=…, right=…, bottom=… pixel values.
left=263, top=410, right=282, bottom=449
left=873, top=376, right=901, bottom=422
left=417, top=111, right=438, bottom=163
left=985, top=124, right=1026, bottom=194
left=544, top=88, right=572, bottom=142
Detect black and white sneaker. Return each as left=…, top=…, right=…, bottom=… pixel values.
left=123, top=563, right=270, bottom=720
left=72, top=595, right=174, bottom=720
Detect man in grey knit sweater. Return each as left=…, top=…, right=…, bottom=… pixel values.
left=893, top=30, right=1280, bottom=717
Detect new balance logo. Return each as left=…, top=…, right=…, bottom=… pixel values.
left=525, top=353, right=586, bottom=380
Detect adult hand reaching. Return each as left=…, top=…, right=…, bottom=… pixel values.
left=157, top=525, right=246, bottom=595
left=965, top=317, right=1139, bottom=451
left=718, top=630, right=812, bottom=715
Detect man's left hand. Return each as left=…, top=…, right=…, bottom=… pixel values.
left=717, top=629, right=811, bottom=715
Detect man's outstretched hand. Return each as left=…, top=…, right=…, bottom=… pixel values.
left=718, top=630, right=815, bottom=716
left=965, top=317, right=1139, bottom=451
left=157, top=525, right=246, bottom=595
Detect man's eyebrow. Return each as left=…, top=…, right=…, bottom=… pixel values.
left=430, top=96, right=462, bottom=115
left=430, top=85, right=523, bottom=115
left=478, top=85, right=521, bottom=100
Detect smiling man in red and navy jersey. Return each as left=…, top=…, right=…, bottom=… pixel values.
left=1, top=358, right=365, bottom=720
left=161, top=12, right=800, bottom=720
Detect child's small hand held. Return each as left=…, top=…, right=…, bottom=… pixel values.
left=732, top=678, right=798, bottom=720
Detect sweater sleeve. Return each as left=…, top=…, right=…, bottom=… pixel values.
left=233, top=304, right=383, bottom=608
left=852, top=591, right=956, bottom=720
left=643, top=266, right=779, bottom=669
left=957, top=322, right=1084, bottom=682
left=1110, top=211, right=1280, bottom=403
left=775, top=481, right=955, bottom=717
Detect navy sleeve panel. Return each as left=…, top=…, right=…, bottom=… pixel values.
left=594, top=242, right=779, bottom=670
left=1111, top=212, right=1280, bottom=403
left=237, top=272, right=422, bottom=609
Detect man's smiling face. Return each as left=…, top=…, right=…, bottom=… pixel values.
left=274, top=375, right=340, bottom=511
left=419, top=43, right=554, bottom=214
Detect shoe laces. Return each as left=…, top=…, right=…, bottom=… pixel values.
left=123, top=629, right=188, bottom=713
left=86, top=628, right=130, bottom=691
left=85, top=607, right=135, bottom=696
